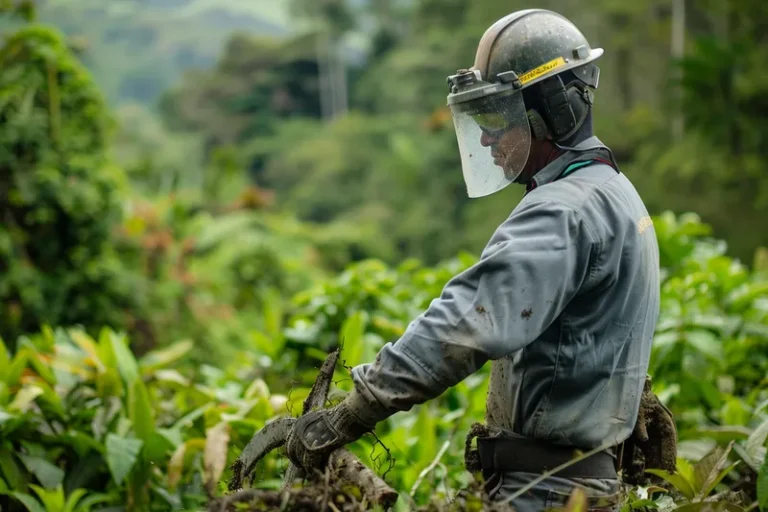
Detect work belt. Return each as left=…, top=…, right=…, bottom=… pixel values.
left=476, top=436, right=619, bottom=480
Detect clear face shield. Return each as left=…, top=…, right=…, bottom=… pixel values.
left=447, top=70, right=531, bottom=198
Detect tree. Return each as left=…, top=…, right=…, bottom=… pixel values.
left=0, top=23, right=137, bottom=348
left=158, top=31, right=322, bottom=178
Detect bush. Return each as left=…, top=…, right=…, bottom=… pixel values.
left=0, top=24, right=136, bottom=349
left=1, top=213, right=767, bottom=511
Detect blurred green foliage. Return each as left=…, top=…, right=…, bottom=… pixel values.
left=1, top=1, right=768, bottom=511
left=154, top=0, right=768, bottom=265
left=0, top=23, right=136, bottom=350
left=1, top=212, right=767, bottom=511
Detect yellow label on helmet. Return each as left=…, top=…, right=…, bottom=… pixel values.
left=518, top=56, right=567, bottom=85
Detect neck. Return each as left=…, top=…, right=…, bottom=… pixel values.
left=517, top=141, right=563, bottom=185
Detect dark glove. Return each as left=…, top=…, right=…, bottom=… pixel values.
left=285, top=397, right=373, bottom=471
left=621, top=376, right=678, bottom=485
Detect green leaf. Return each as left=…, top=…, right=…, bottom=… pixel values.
left=727, top=281, right=768, bottom=311
left=7, top=351, right=29, bottom=387
left=10, top=492, right=46, bottom=512
left=339, top=311, right=367, bottom=368
left=128, top=378, right=154, bottom=443
left=8, top=385, right=44, bottom=412
left=694, top=442, right=737, bottom=500
left=62, top=488, right=87, bottom=512
left=702, top=462, right=740, bottom=499
left=0, top=450, right=24, bottom=489
left=23, top=347, right=56, bottom=385
left=68, top=330, right=103, bottom=370
left=695, top=426, right=752, bottom=443
left=29, top=484, right=64, bottom=512
left=263, top=288, right=284, bottom=340
left=153, top=369, right=189, bottom=387
left=72, top=492, right=112, bottom=512
left=33, top=380, right=65, bottom=419
left=17, top=454, right=64, bottom=490
left=105, top=434, right=142, bottom=485
left=157, top=427, right=183, bottom=448
left=684, top=329, right=723, bottom=361
left=138, top=340, right=193, bottom=373
left=758, top=451, right=768, bottom=512
left=172, top=404, right=213, bottom=431
left=249, top=331, right=279, bottom=358
left=645, top=469, right=697, bottom=501
left=747, top=418, right=768, bottom=466
left=0, top=338, right=10, bottom=381
left=107, top=331, right=138, bottom=385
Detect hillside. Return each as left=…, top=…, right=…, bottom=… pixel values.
left=31, top=0, right=291, bottom=105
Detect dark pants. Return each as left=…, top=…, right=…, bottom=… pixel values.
left=484, top=471, right=621, bottom=512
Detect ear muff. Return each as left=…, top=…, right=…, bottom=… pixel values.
left=535, top=74, right=594, bottom=142
left=527, top=109, right=548, bottom=141
left=560, top=81, right=592, bottom=140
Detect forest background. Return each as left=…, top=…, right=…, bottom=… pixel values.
left=1, top=1, right=768, bottom=511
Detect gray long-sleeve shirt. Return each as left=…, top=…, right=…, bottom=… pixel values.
left=346, top=136, right=660, bottom=450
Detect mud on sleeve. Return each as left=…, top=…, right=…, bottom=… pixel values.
left=344, top=201, right=598, bottom=426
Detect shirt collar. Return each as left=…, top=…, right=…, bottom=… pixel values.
left=526, top=136, right=606, bottom=192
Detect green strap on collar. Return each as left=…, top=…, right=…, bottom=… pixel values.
left=559, top=160, right=595, bottom=179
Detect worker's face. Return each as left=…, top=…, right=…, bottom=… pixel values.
left=450, top=90, right=532, bottom=197
left=479, top=125, right=533, bottom=181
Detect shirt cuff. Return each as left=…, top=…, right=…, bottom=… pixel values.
left=343, top=386, right=395, bottom=428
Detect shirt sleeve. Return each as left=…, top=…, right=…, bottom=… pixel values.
left=344, top=200, right=598, bottom=426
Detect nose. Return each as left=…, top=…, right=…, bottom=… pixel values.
left=480, top=129, right=497, bottom=147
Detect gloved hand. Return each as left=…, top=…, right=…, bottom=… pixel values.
left=621, top=376, right=678, bottom=485
left=285, top=396, right=374, bottom=471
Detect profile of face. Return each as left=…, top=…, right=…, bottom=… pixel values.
left=479, top=125, right=533, bottom=181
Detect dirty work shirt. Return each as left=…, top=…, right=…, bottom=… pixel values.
left=345, top=136, right=660, bottom=506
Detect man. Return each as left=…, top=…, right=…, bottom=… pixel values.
left=286, top=9, right=675, bottom=511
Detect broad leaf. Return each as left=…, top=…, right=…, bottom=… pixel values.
left=262, top=287, right=284, bottom=341
left=62, top=488, right=87, bottom=512
left=10, top=492, right=46, bottom=512
left=17, top=454, right=65, bottom=490
left=138, top=340, right=193, bottom=373
left=72, top=492, right=112, bottom=512
left=0, top=338, right=10, bottom=381
left=105, top=434, right=142, bottom=485
left=339, top=311, right=367, bottom=368
left=747, top=418, right=768, bottom=466
left=6, top=351, right=29, bottom=387
left=701, top=462, right=740, bottom=500
left=29, top=484, right=65, bottom=512
left=128, top=378, right=155, bottom=443
left=107, top=332, right=139, bottom=385
left=0, top=450, right=24, bottom=489
left=157, top=427, right=183, bottom=448
left=694, top=442, right=737, bottom=500
left=68, top=330, right=104, bottom=372
left=8, top=385, right=44, bottom=412
left=23, top=347, right=56, bottom=385
left=758, top=451, right=768, bottom=512
left=645, top=469, right=697, bottom=501
left=203, top=421, right=230, bottom=494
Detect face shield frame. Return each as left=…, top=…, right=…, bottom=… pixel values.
left=446, top=69, right=531, bottom=198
